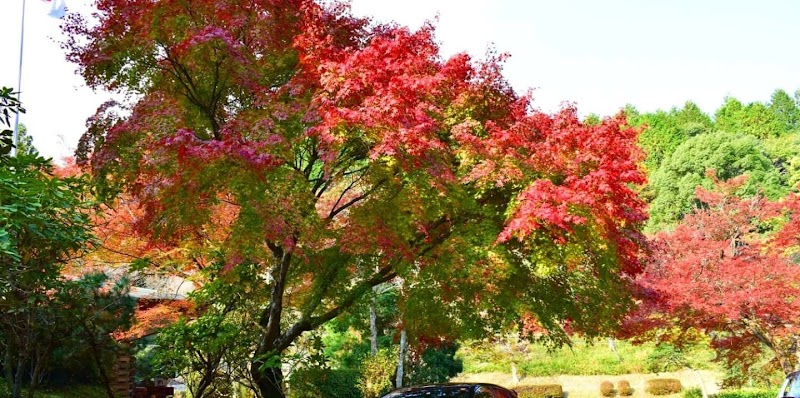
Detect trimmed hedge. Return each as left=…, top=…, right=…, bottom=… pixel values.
left=646, top=378, right=683, bottom=395
left=514, top=384, right=563, bottom=398
left=600, top=381, right=615, bottom=397
left=617, top=380, right=633, bottom=396
left=716, top=390, right=777, bottom=398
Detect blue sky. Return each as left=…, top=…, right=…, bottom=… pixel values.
left=2, top=0, right=799, bottom=160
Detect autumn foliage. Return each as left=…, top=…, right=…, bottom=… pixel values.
left=64, top=0, right=649, bottom=396
left=625, top=173, right=800, bottom=376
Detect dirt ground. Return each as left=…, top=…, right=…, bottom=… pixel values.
left=452, top=370, right=722, bottom=398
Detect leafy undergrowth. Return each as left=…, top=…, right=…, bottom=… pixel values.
left=457, top=339, right=719, bottom=376
left=26, top=385, right=107, bottom=398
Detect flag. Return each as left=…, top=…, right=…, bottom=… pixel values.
left=42, top=0, right=67, bottom=19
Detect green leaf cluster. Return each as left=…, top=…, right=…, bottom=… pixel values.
left=289, top=367, right=361, bottom=398
left=404, top=343, right=463, bottom=385
left=357, top=349, right=396, bottom=398
left=715, top=92, right=800, bottom=138
left=716, top=390, right=778, bottom=398
left=628, top=101, right=712, bottom=173
left=150, top=260, right=266, bottom=398
left=637, top=89, right=800, bottom=231
left=648, top=131, right=785, bottom=230
left=0, top=88, right=134, bottom=398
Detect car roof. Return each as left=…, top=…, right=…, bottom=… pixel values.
left=382, top=383, right=515, bottom=398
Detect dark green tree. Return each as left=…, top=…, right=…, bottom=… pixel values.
left=715, top=97, right=784, bottom=138
left=765, top=134, right=800, bottom=189
left=769, top=89, right=800, bottom=134
left=0, top=92, right=93, bottom=397
left=0, top=88, right=132, bottom=398
left=13, top=125, right=37, bottom=157
left=628, top=102, right=712, bottom=173
left=0, top=89, right=34, bottom=157
left=648, top=131, right=786, bottom=230
left=59, top=273, right=135, bottom=398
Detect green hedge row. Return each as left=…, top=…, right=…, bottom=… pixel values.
left=716, top=390, right=778, bottom=398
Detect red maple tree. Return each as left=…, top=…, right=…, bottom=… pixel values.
left=624, top=174, right=800, bottom=378
left=65, top=1, right=648, bottom=396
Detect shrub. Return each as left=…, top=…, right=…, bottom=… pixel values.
left=0, top=378, right=10, bottom=398
left=406, top=342, right=463, bottom=385
left=358, top=349, right=396, bottom=398
left=683, top=387, right=703, bottom=398
left=617, top=380, right=633, bottom=396
left=290, top=367, right=361, bottom=398
left=716, top=390, right=777, bottom=398
left=721, top=364, right=781, bottom=390
left=514, top=384, right=563, bottom=398
left=38, top=385, right=109, bottom=398
left=646, top=343, right=688, bottom=373
left=646, top=378, right=683, bottom=395
left=600, top=381, right=615, bottom=397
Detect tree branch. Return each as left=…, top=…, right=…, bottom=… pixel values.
left=327, top=177, right=385, bottom=220
left=276, top=264, right=397, bottom=351
left=263, top=241, right=293, bottom=344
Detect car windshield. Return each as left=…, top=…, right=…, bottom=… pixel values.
left=383, top=386, right=473, bottom=398
left=778, top=373, right=800, bottom=398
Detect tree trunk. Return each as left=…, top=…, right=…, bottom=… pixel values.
left=743, top=319, right=794, bottom=374
left=694, top=369, right=709, bottom=398
left=194, top=367, right=216, bottom=398
left=370, top=289, right=378, bottom=356
left=608, top=337, right=623, bottom=362
left=395, top=329, right=407, bottom=388
left=249, top=243, right=397, bottom=397
left=27, top=344, right=48, bottom=398
left=511, top=363, right=519, bottom=385
left=794, top=336, right=800, bottom=372
left=96, top=361, right=116, bottom=398
left=4, top=346, right=19, bottom=398
left=14, top=350, right=25, bottom=398
left=252, top=360, right=284, bottom=398
left=4, top=349, right=11, bottom=394
left=86, top=337, right=116, bottom=398
left=253, top=246, right=291, bottom=398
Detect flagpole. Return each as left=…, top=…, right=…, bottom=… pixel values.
left=12, top=0, right=27, bottom=158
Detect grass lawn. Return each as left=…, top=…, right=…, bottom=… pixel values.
left=457, top=339, right=719, bottom=376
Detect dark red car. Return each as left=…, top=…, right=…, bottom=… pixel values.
left=381, top=383, right=518, bottom=398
